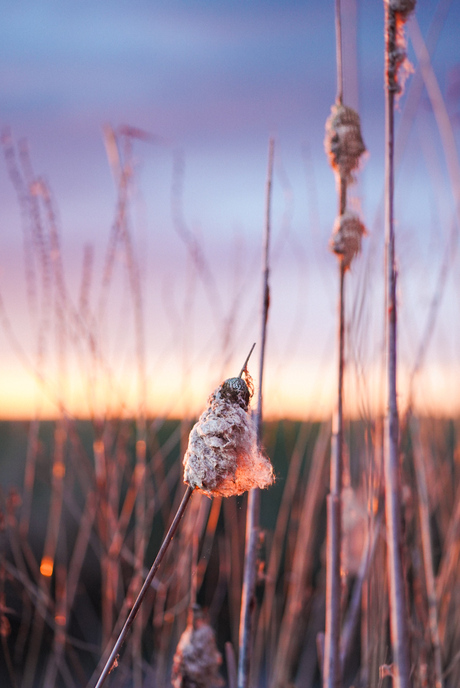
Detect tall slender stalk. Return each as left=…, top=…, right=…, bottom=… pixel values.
left=237, top=137, right=274, bottom=688
left=334, top=0, right=344, bottom=107
left=323, top=2, right=346, bottom=685
left=323, top=267, right=344, bottom=688
left=271, top=422, right=331, bottom=688
left=94, top=485, right=194, bottom=688
left=254, top=421, right=311, bottom=679
left=410, top=419, right=444, bottom=688
left=24, top=421, right=67, bottom=688
left=323, top=2, right=367, bottom=683
left=383, top=2, right=412, bottom=686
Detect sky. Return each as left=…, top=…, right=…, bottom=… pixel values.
left=0, top=0, right=459, bottom=420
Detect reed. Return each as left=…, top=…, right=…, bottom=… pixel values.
left=238, top=137, right=275, bottom=688
left=383, top=2, right=415, bottom=686
left=323, top=1, right=366, bottom=685
left=2, top=6, right=460, bottom=687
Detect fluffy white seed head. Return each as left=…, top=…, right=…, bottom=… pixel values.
left=324, top=104, right=366, bottom=183
left=171, top=607, right=223, bottom=688
left=183, top=377, right=274, bottom=498
left=329, top=211, right=366, bottom=269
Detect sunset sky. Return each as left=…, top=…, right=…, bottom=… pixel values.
left=0, top=0, right=459, bottom=420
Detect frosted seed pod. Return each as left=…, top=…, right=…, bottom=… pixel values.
left=324, top=104, right=366, bottom=183
left=171, top=606, right=223, bottom=688
left=183, top=377, right=274, bottom=498
left=329, top=211, right=366, bottom=269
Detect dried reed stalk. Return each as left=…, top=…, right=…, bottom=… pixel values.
left=253, top=421, right=312, bottom=678
left=23, top=421, right=67, bottom=688
left=94, top=484, right=194, bottom=688
left=225, top=642, right=238, bottom=688
left=223, top=496, right=244, bottom=652
left=271, top=422, right=331, bottom=688
left=382, top=2, right=414, bottom=686
left=340, top=513, right=383, bottom=672
left=436, top=483, right=460, bottom=646
left=237, top=137, right=274, bottom=688
left=410, top=418, right=444, bottom=688
left=323, top=270, right=344, bottom=688
left=323, top=1, right=366, bottom=685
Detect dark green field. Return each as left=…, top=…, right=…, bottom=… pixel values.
left=1, top=416, right=459, bottom=687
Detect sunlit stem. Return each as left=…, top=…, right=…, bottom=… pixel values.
left=94, top=485, right=194, bottom=688
left=238, top=136, right=274, bottom=688
left=238, top=342, right=256, bottom=379
left=383, top=4, right=411, bottom=688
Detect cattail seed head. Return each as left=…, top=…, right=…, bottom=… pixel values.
left=183, top=377, right=274, bottom=498
left=171, top=606, right=224, bottom=688
left=324, top=104, right=366, bottom=183
left=219, top=377, right=250, bottom=410
left=386, top=0, right=416, bottom=94
left=329, top=210, right=366, bottom=269
left=388, top=0, right=416, bottom=18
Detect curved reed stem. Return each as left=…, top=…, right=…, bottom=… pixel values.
left=93, top=485, right=194, bottom=688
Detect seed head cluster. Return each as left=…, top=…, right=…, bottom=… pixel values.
left=386, top=0, right=416, bottom=94
left=183, top=376, right=274, bottom=498
left=329, top=211, right=366, bottom=270
left=324, top=104, right=366, bottom=183
left=171, top=607, right=223, bottom=688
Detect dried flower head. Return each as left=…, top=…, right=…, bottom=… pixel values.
left=324, top=104, right=366, bottom=183
left=183, top=376, right=274, bottom=498
left=329, top=210, right=366, bottom=269
left=171, top=606, right=223, bottom=688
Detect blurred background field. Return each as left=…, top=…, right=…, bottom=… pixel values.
left=1, top=413, right=460, bottom=687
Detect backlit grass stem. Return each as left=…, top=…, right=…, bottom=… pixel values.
left=94, top=484, right=194, bottom=688
left=323, top=0, right=356, bottom=685
left=382, top=2, right=414, bottom=686
left=237, top=137, right=274, bottom=688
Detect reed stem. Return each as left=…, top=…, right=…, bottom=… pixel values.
left=323, top=262, right=344, bottom=688
left=93, top=485, right=194, bottom=688
left=237, top=136, right=274, bottom=688
left=323, top=0, right=346, bottom=681
left=383, top=4, right=411, bottom=687
left=411, top=419, right=444, bottom=688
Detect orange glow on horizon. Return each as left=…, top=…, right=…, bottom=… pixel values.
left=0, top=358, right=459, bottom=421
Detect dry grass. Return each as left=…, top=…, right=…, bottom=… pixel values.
left=1, top=5, right=460, bottom=687
left=2, top=414, right=460, bottom=687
